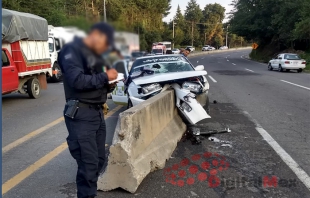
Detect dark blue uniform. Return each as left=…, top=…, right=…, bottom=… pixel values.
left=58, top=37, right=109, bottom=198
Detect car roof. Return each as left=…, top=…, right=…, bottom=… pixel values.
left=135, top=54, right=182, bottom=60
left=282, top=53, right=298, bottom=55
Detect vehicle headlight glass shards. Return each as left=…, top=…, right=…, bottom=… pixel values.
left=182, top=82, right=202, bottom=93
left=142, top=83, right=162, bottom=94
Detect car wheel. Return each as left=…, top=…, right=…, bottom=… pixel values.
left=127, top=98, right=133, bottom=109
left=297, top=69, right=302, bottom=73
left=286, top=69, right=290, bottom=72
left=268, top=63, right=273, bottom=71
left=278, top=65, right=283, bottom=72
left=27, top=78, right=41, bottom=99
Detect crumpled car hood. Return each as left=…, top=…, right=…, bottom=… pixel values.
left=132, top=70, right=207, bottom=85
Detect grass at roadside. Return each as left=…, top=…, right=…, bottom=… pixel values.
left=300, top=52, right=310, bottom=72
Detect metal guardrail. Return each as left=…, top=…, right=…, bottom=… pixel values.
left=188, top=47, right=252, bottom=57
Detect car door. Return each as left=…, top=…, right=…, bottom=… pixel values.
left=276, top=55, right=283, bottom=68
left=2, top=50, right=19, bottom=93
left=272, top=55, right=280, bottom=67
left=111, top=60, right=129, bottom=105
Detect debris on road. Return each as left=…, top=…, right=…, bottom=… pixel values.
left=182, top=127, right=232, bottom=145
left=208, top=137, right=220, bottom=142
left=200, top=127, right=231, bottom=135
left=221, top=144, right=232, bottom=148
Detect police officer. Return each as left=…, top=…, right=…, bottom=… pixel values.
left=58, top=22, right=118, bottom=198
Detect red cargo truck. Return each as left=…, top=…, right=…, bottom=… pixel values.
left=2, top=9, right=52, bottom=98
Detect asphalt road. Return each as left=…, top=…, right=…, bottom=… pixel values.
left=2, top=49, right=310, bottom=198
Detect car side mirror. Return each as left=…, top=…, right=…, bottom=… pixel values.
left=195, top=65, right=204, bottom=71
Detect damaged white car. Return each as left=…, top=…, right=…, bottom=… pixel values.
left=111, top=54, right=211, bottom=124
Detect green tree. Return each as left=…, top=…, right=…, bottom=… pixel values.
left=184, top=0, right=203, bottom=46
left=202, top=3, right=225, bottom=45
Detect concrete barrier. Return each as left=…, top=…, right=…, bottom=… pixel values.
left=188, top=46, right=251, bottom=58
left=98, top=90, right=186, bottom=193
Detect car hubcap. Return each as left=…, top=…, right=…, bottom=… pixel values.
left=33, top=82, right=40, bottom=95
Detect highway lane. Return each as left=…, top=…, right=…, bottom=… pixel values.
left=2, top=49, right=310, bottom=197
left=190, top=50, right=310, bottom=174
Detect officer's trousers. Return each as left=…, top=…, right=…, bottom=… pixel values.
left=64, top=105, right=106, bottom=198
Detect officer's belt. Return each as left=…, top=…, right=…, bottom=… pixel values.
left=78, top=102, right=103, bottom=110
left=67, top=100, right=103, bottom=110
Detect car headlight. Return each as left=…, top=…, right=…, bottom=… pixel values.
left=182, top=82, right=202, bottom=93
left=142, top=83, right=162, bottom=94
left=180, top=101, right=192, bottom=112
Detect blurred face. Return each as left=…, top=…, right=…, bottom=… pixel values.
left=183, top=50, right=190, bottom=57
left=90, top=30, right=109, bottom=54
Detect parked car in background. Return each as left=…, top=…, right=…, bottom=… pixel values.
left=124, top=55, right=131, bottom=61
left=219, top=46, right=228, bottom=50
left=202, top=45, right=210, bottom=51
left=206, top=47, right=215, bottom=51
left=186, top=46, right=195, bottom=52
left=268, top=53, right=306, bottom=73
left=172, top=48, right=180, bottom=54
left=131, top=51, right=145, bottom=61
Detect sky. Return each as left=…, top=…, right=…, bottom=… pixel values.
left=163, top=0, right=234, bottom=23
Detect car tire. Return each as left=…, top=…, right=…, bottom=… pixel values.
left=268, top=63, right=273, bottom=71
left=127, top=98, right=133, bottom=109
left=297, top=69, right=302, bottom=73
left=286, top=69, right=290, bottom=72
left=27, top=78, right=41, bottom=99
left=278, top=65, right=283, bottom=72
left=51, top=63, right=63, bottom=82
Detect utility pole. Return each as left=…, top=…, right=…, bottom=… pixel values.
left=104, top=0, right=107, bottom=22
left=204, top=33, right=207, bottom=45
left=191, top=21, right=194, bottom=47
left=172, top=20, right=176, bottom=49
left=226, top=24, right=229, bottom=47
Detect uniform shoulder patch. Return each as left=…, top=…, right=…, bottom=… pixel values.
left=64, top=53, right=72, bottom=59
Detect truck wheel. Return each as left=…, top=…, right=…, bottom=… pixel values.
left=51, top=63, right=63, bottom=82
left=27, top=78, right=41, bottom=99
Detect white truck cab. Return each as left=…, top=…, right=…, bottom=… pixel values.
left=47, top=26, right=86, bottom=82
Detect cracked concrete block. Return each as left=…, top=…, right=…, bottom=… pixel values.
left=97, top=90, right=186, bottom=193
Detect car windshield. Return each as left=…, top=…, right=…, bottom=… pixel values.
left=284, top=54, right=301, bottom=60
left=152, top=49, right=163, bottom=54
left=172, top=49, right=178, bottom=51
left=130, top=55, right=194, bottom=75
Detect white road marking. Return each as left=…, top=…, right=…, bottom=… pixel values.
left=280, top=80, right=310, bottom=91
left=227, top=60, right=229, bottom=62
left=197, top=60, right=199, bottom=63
left=232, top=63, right=236, bottom=65
left=245, top=68, right=254, bottom=72
left=208, top=75, right=217, bottom=83
left=243, top=111, right=310, bottom=191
